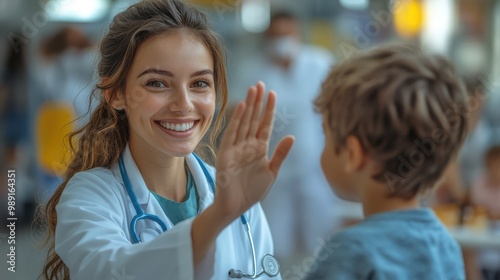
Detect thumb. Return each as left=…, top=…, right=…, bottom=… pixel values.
left=269, top=135, right=295, bottom=175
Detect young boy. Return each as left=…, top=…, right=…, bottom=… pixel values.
left=305, top=44, right=468, bottom=279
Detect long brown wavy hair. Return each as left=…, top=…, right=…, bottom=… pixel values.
left=40, top=0, right=228, bottom=279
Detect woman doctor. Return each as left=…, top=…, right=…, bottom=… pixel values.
left=41, top=0, right=294, bottom=279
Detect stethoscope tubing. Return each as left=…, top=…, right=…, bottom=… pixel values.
left=118, top=153, right=278, bottom=278
left=118, top=154, right=248, bottom=242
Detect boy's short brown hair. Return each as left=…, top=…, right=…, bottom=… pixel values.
left=315, top=44, right=470, bottom=199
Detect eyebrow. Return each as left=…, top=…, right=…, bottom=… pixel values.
left=137, top=68, right=213, bottom=78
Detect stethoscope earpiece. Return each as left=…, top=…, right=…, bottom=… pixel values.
left=228, top=269, right=244, bottom=278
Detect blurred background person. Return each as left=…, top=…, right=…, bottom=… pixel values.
left=230, top=11, right=344, bottom=264
left=38, top=26, right=96, bottom=125
left=32, top=26, right=97, bottom=201
left=0, top=38, right=32, bottom=223
left=457, top=78, right=492, bottom=191
left=472, top=146, right=500, bottom=221
left=471, top=145, right=500, bottom=280
left=1, top=41, right=28, bottom=168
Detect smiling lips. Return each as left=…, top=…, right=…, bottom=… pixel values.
left=158, top=121, right=196, bottom=132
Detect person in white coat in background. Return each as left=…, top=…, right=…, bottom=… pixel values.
left=41, top=0, right=294, bottom=279
left=231, top=12, right=343, bottom=262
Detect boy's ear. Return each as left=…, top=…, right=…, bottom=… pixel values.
left=345, top=135, right=366, bottom=173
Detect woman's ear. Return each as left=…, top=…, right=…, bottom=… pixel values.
left=344, top=135, right=366, bottom=173
left=103, top=82, right=125, bottom=110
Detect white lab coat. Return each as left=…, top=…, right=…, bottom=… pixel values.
left=55, top=146, right=280, bottom=280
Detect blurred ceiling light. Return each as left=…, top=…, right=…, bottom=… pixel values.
left=421, top=0, right=454, bottom=54
left=241, top=0, right=270, bottom=33
left=45, top=0, right=110, bottom=22
left=339, top=0, right=369, bottom=10
left=393, top=0, right=424, bottom=38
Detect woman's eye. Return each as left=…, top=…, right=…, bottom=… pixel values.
left=193, top=79, right=210, bottom=89
left=145, top=79, right=167, bottom=89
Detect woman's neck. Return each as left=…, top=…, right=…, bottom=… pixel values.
left=129, top=143, right=187, bottom=202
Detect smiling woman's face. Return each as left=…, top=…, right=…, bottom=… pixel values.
left=116, top=31, right=215, bottom=158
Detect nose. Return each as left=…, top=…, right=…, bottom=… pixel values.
left=169, top=86, right=193, bottom=114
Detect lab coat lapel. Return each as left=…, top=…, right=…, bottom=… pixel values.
left=121, top=146, right=153, bottom=205
left=114, top=148, right=213, bottom=242
left=185, top=153, right=214, bottom=212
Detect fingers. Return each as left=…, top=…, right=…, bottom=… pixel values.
left=220, top=102, right=246, bottom=147
left=235, top=81, right=266, bottom=143
left=269, top=136, right=295, bottom=175
left=247, top=82, right=265, bottom=138
left=235, top=86, right=256, bottom=143
left=257, top=90, right=276, bottom=141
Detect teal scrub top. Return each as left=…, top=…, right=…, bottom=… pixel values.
left=151, top=166, right=199, bottom=225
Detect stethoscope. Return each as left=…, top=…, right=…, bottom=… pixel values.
left=118, top=153, right=280, bottom=279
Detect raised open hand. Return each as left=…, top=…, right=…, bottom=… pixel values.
left=213, top=82, right=294, bottom=220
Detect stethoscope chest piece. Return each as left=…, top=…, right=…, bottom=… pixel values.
left=262, top=254, right=280, bottom=277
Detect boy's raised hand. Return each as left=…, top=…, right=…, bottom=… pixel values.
left=214, top=81, right=294, bottom=221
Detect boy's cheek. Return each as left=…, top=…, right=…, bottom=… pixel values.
left=320, top=151, right=327, bottom=174
left=490, top=173, right=500, bottom=187
left=330, top=183, right=357, bottom=202
left=320, top=150, right=334, bottom=185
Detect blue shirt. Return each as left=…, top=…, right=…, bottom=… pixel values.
left=304, top=208, right=464, bottom=280
left=151, top=168, right=199, bottom=225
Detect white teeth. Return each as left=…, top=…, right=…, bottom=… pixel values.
left=159, top=121, right=194, bottom=132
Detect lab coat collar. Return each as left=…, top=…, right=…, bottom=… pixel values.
left=185, top=152, right=215, bottom=212
left=114, top=145, right=215, bottom=211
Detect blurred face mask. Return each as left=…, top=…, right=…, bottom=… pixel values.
left=266, top=36, right=300, bottom=60
left=60, top=49, right=96, bottom=78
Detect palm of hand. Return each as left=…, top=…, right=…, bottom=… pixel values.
left=214, top=82, right=294, bottom=220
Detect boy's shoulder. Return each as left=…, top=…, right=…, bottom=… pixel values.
left=305, top=209, right=464, bottom=279
left=334, top=208, right=439, bottom=237
left=325, top=208, right=460, bottom=264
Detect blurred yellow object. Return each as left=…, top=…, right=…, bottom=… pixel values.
left=35, top=102, right=76, bottom=176
left=432, top=204, right=488, bottom=232
left=462, top=206, right=488, bottom=232
left=310, top=20, right=335, bottom=52
left=432, top=204, right=459, bottom=228
left=393, top=0, right=424, bottom=38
